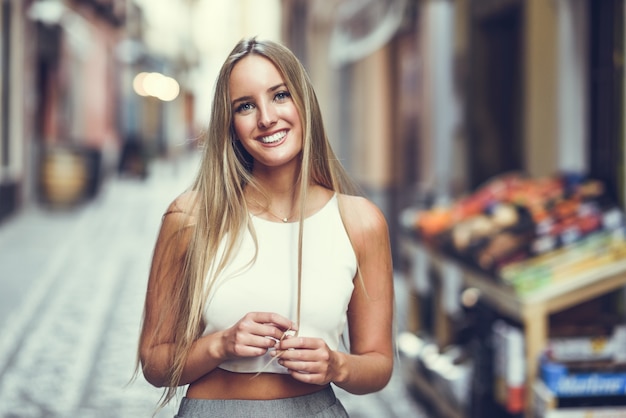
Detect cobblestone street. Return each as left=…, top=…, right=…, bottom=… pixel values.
left=0, top=154, right=428, bottom=418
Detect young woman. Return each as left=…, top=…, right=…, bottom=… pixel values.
left=138, top=37, right=394, bottom=417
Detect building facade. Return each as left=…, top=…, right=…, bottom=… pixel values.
left=280, top=0, right=626, bottom=260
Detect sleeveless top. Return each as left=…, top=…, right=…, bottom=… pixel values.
left=202, top=194, right=357, bottom=374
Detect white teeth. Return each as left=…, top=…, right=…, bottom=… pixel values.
left=260, top=131, right=286, bottom=144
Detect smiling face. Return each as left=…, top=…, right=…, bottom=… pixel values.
left=229, top=55, right=303, bottom=173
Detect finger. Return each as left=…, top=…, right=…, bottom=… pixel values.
left=256, top=324, right=296, bottom=342
left=277, top=336, right=301, bottom=350
left=278, top=336, right=322, bottom=351
left=281, top=360, right=307, bottom=373
left=233, top=321, right=278, bottom=344
left=236, top=345, right=269, bottom=357
left=238, top=314, right=294, bottom=341
left=287, top=369, right=322, bottom=385
left=252, top=334, right=282, bottom=349
left=229, top=335, right=277, bottom=358
left=250, top=312, right=297, bottom=332
left=277, top=348, right=324, bottom=364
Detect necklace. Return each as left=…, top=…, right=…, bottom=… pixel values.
left=249, top=198, right=295, bottom=223
left=265, top=207, right=293, bottom=223
left=266, top=209, right=291, bottom=223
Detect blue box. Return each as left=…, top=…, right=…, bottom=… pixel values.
left=541, top=357, right=626, bottom=397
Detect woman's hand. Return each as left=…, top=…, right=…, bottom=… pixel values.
left=273, top=336, right=344, bottom=386
left=219, top=312, right=296, bottom=360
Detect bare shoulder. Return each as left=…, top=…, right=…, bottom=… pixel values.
left=168, top=190, right=198, bottom=214
left=336, top=194, right=389, bottom=243
left=161, top=190, right=198, bottom=230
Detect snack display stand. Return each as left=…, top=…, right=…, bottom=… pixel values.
left=401, top=238, right=626, bottom=417
left=399, top=173, right=626, bottom=418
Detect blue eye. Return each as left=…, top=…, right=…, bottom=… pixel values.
left=235, top=102, right=254, bottom=113
left=274, top=91, right=291, bottom=101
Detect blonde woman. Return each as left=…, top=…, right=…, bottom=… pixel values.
left=138, top=37, right=394, bottom=417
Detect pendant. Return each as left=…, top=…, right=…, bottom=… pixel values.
left=282, top=217, right=288, bottom=223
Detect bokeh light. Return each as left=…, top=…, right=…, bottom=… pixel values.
left=132, top=72, right=180, bottom=102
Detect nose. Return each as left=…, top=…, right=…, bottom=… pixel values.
left=257, top=102, right=277, bottom=128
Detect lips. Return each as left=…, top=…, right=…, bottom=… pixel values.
left=259, top=130, right=287, bottom=144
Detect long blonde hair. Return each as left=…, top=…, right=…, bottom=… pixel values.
left=141, top=37, right=359, bottom=409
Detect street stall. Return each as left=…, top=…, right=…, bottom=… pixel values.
left=399, top=172, right=626, bottom=418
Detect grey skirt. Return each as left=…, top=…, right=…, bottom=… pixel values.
left=174, top=386, right=349, bottom=418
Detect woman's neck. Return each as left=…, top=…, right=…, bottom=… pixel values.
left=251, top=166, right=300, bottom=200
left=245, top=177, right=299, bottom=221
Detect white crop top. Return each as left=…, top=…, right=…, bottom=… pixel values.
left=202, top=194, right=357, bottom=374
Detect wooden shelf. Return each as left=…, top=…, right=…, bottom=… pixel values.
left=400, top=236, right=626, bottom=418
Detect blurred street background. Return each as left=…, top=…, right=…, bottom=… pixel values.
left=2, top=0, right=626, bottom=417
left=0, top=152, right=427, bottom=417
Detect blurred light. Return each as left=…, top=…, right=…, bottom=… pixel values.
left=28, top=0, right=92, bottom=56
left=133, top=72, right=180, bottom=102
left=132, top=72, right=149, bottom=97
left=156, top=76, right=180, bottom=102
left=397, top=331, right=424, bottom=358
left=142, top=72, right=164, bottom=96
left=461, top=287, right=480, bottom=308
left=27, top=0, right=66, bottom=26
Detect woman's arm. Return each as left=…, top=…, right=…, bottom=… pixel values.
left=138, top=193, right=220, bottom=387
left=332, top=195, right=395, bottom=394
left=277, top=195, right=394, bottom=394
left=139, top=194, right=296, bottom=388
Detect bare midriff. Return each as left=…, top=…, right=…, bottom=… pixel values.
left=185, top=368, right=327, bottom=400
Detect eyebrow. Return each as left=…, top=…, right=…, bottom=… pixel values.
left=231, top=83, right=287, bottom=107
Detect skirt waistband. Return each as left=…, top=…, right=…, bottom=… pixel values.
left=175, top=386, right=348, bottom=418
